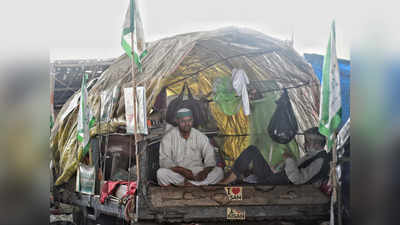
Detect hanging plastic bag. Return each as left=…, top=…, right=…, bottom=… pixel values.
left=213, top=77, right=241, bottom=116
left=267, top=89, right=299, bottom=144
left=76, top=163, right=95, bottom=195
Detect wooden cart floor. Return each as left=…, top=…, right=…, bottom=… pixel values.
left=148, top=184, right=329, bottom=208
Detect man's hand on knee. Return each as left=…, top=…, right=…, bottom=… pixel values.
left=194, top=167, right=213, bottom=181
left=171, top=166, right=195, bottom=180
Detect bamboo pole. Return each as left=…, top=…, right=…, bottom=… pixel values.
left=330, top=132, right=339, bottom=225
left=130, top=25, right=140, bottom=223
left=331, top=132, right=338, bottom=202
left=131, top=33, right=140, bottom=184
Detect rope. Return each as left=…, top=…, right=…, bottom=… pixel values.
left=164, top=48, right=282, bottom=88
left=259, top=80, right=318, bottom=94
left=202, top=79, right=319, bottom=103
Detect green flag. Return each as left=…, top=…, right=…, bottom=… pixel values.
left=77, top=73, right=95, bottom=156
left=318, top=21, right=342, bottom=151
left=121, top=0, right=147, bottom=71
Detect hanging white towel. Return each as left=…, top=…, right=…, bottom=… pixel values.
left=232, top=68, right=251, bottom=115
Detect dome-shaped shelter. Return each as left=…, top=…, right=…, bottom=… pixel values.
left=51, top=27, right=320, bottom=185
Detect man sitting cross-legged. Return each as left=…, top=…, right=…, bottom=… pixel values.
left=157, top=108, right=224, bottom=186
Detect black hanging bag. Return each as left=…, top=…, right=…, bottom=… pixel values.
left=165, top=83, right=209, bottom=128
left=178, top=85, right=208, bottom=128
left=267, top=89, right=299, bottom=144
left=165, top=84, right=187, bottom=126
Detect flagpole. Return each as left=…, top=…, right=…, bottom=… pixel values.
left=332, top=131, right=341, bottom=225
left=131, top=19, right=140, bottom=223
left=50, top=66, right=55, bottom=130
left=131, top=29, right=140, bottom=174
left=331, top=132, right=338, bottom=202
left=319, top=21, right=342, bottom=225
left=328, top=131, right=338, bottom=225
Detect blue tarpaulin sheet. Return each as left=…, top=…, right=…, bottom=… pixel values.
left=304, top=53, right=350, bottom=129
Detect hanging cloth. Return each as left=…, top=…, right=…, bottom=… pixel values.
left=232, top=68, right=250, bottom=115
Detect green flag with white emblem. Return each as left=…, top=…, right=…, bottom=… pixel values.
left=318, top=21, right=342, bottom=151
left=77, top=73, right=95, bottom=156
left=121, top=0, right=147, bottom=71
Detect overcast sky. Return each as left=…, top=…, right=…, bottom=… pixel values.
left=47, top=0, right=400, bottom=61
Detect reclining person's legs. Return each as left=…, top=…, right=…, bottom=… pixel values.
left=157, top=168, right=185, bottom=186
left=239, top=146, right=290, bottom=184
left=232, top=145, right=271, bottom=179
left=220, top=145, right=289, bottom=184
left=219, top=145, right=267, bottom=184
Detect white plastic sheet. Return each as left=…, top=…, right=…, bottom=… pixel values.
left=75, top=163, right=95, bottom=195
left=124, top=86, right=148, bottom=135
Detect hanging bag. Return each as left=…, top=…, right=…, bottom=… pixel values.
left=267, top=89, right=299, bottom=144
left=179, top=84, right=209, bottom=128
left=165, top=83, right=210, bottom=128
left=165, top=84, right=187, bottom=126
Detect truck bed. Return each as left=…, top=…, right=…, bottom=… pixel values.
left=149, top=184, right=329, bottom=207
left=135, top=184, right=330, bottom=223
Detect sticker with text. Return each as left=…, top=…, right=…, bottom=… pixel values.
left=226, top=207, right=245, bottom=220
left=224, top=186, right=243, bottom=201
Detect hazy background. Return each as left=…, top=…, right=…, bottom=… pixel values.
left=49, top=0, right=355, bottom=60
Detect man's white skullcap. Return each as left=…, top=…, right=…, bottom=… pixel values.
left=176, top=108, right=193, bottom=118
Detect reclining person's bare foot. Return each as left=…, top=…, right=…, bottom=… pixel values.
left=218, top=172, right=237, bottom=185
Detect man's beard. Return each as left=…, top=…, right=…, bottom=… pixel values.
left=179, top=125, right=191, bottom=134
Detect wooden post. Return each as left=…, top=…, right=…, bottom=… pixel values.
left=331, top=132, right=338, bottom=202
left=97, top=93, right=102, bottom=190
left=131, top=28, right=140, bottom=223
left=131, top=33, right=140, bottom=184
left=330, top=132, right=340, bottom=225
left=50, top=66, right=55, bottom=129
